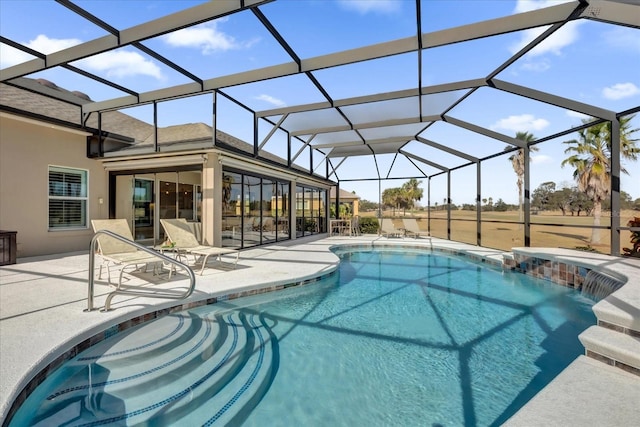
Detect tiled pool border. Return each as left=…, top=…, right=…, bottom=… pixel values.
left=503, top=250, right=639, bottom=377
left=503, top=253, right=636, bottom=337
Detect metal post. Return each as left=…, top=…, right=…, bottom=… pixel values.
left=476, top=161, right=481, bottom=246
left=610, top=118, right=621, bottom=256
left=447, top=170, right=451, bottom=240
left=524, top=146, right=531, bottom=247
left=427, top=178, right=431, bottom=235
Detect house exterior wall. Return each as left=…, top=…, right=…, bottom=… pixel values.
left=0, top=114, right=108, bottom=257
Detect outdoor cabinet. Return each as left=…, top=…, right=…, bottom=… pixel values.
left=0, top=230, right=17, bottom=265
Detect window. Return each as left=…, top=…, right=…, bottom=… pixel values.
left=48, top=166, right=88, bottom=229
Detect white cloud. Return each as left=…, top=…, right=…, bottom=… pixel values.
left=29, top=34, right=82, bottom=53
left=0, top=44, right=34, bottom=68
left=531, top=154, right=553, bottom=164
left=255, top=94, right=286, bottom=107
left=566, top=110, right=589, bottom=119
left=602, top=27, right=640, bottom=54
left=337, top=0, right=400, bottom=14
left=602, top=83, right=640, bottom=100
left=491, top=114, right=550, bottom=133
left=76, top=50, right=164, bottom=80
left=513, top=0, right=572, bottom=14
left=0, top=34, right=81, bottom=68
left=163, top=20, right=256, bottom=54
left=510, top=21, right=581, bottom=57
left=510, top=1, right=581, bottom=58
left=1, top=34, right=163, bottom=80
left=519, top=59, right=550, bottom=72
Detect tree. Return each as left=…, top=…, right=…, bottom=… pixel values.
left=602, top=190, right=633, bottom=211
left=549, top=187, right=573, bottom=216
left=562, top=116, right=639, bottom=243
left=402, top=178, right=423, bottom=211
left=382, top=187, right=401, bottom=215
left=532, top=181, right=556, bottom=211
left=494, top=198, right=509, bottom=212
left=505, top=131, right=539, bottom=225
left=359, top=199, right=378, bottom=211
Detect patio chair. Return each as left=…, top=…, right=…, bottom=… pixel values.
left=91, top=219, right=163, bottom=288
left=402, top=218, right=431, bottom=239
left=160, top=218, right=239, bottom=275
left=378, top=218, right=402, bottom=238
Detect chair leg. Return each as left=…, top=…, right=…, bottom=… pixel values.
left=200, top=254, right=212, bottom=275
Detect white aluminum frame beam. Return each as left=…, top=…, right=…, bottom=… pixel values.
left=1, top=1, right=269, bottom=82
left=415, top=136, right=479, bottom=163
left=581, top=0, right=640, bottom=28
left=443, top=116, right=527, bottom=148
left=400, top=150, right=449, bottom=172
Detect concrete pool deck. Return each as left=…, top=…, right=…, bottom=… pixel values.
left=1, top=234, right=638, bottom=425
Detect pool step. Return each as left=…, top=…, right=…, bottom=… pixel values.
left=32, top=311, right=279, bottom=426
left=579, top=326, right=640, bottom=375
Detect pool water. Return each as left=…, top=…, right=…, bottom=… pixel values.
left=10, top=248, right=596, bottom=426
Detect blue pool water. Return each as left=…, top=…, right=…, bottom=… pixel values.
left=10, top=248, right=596, bottom=426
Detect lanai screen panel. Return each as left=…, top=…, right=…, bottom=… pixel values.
left=420, top=121, right=513, bottom=159
left=0, top=0, right=638, bottom=201
left=340, top=97, right=421, bottom=126
left=448, top=86, right=593, bottom=142
left=421, top=90, right=470, bottom=117
left=421, top=0, right=519, bottom=31
left=502, top=19, right=640, bottom=113
left=309, top=130, right=363, bottom=147
left=402, top=140, right=473, bottom=170
left=224, top=73, right=329, bottom=112
left=359, top=123, right=431, bottom=141
left=138, top=10, right=295, bottom=80
left=312, top=53, right=419, bottom=100
left=260, top=0, right=417, bottom=58
left=280, top=108, right=350, bottom=134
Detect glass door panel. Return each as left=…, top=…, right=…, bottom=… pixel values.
left=304, top=187, right=314, bottom=236
left=262, top=179, right=276, bottom=244
left=222, top=172, right=242, bottom=248
left=296, top=185, right=305, bottom=238
left=133, top=177, right=154, bottom=241
left=159, top=176, right=177, bottom=243
left=243, top=175, right=261, bottom=248
left=277, top=181, right=290, bottom=242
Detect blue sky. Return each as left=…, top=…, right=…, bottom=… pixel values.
left=1, top=0, right=638, bottom=205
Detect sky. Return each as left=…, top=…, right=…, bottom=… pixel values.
left=1, top=0, right=638, bottom=205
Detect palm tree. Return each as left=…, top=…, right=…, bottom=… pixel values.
left=562, top=116, right=639, bottom=243
left=402, top=178, right=423, bottom=212
left=505, top=131, right=539, bottom=226
left=382, top=187, right=402, bottom=216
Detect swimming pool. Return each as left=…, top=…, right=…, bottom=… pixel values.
left=9, top=247, right=596, bottom=426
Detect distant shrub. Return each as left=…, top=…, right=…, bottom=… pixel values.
left=359, top=217, right=379, bottom=234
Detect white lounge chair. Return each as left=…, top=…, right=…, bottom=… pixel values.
left=402, top=218, right=431, bottom=239
left=378, top=218, right=402, bottom=238
left=91, top=219, right=162, bottom=287
left=160, top=218, right=239, bottom=275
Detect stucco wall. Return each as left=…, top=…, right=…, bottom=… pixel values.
left=0, top=115, right=108, bottom=257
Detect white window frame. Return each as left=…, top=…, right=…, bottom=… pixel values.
left=48, top=165, right=89, bottom=231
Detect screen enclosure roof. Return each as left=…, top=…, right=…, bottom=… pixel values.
left=1, top=0, right=638, bottom=182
